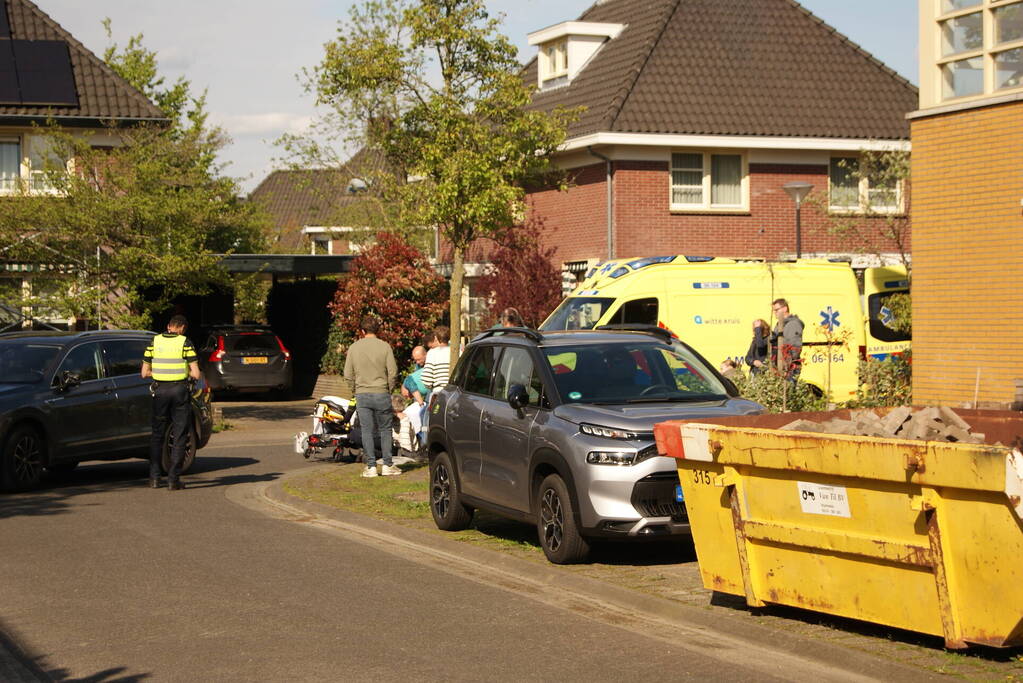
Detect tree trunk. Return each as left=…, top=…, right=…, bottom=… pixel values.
left=448, top=245, right=464, bottom=370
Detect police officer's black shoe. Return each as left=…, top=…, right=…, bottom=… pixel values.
left=168, top=481, right=184, bottom=491
left=149, top=478, right=162, bottom=488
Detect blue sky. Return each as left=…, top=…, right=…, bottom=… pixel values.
left=39, top=1, right=919, bottom=192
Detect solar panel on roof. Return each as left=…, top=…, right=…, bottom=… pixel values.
left=0, top=2, right=11, bottom=39
left=0, top=40, right=19, bottom=104
left=12, top=40, right=78, bottom=106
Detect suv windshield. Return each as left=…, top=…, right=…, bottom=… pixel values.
left=541, top=297, right=614, bottom=331
left=543, top=341, right=727, bottom=404
left=0, top=341, right=61, bottom=383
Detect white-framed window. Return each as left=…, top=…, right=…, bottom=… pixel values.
left=669, top=151, right=747, bottom=211
left=311, top=236, right=331, bottom=255
left=541, top=40, right=568, bottom=81
left=0, top=137, right=21, bottom=193
left=27, top=135, right=68, bottom=193
left=828, top=157, right=902, bottom=214
left=938, top=0, right=1023, bottom=100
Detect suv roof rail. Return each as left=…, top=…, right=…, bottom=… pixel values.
left=472, top=327, right=544, bottom=343
left=595, top=323, right=675, bottom=343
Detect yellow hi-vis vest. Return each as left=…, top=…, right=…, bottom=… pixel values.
left=151, top=334, right=188, bottom=381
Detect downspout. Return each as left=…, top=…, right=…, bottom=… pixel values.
left=587, top=146, right=614, bottom=260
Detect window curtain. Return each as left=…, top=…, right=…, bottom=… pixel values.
left=710, top=154, right=741, bottom=205
left=0, top=141, right=19, bottom=189
left=829, top=157, right=858, bottom=208
left=671, top=153, right=702, bottom=205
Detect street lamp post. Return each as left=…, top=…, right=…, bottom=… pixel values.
left=782, top=181, right=813, bottom=259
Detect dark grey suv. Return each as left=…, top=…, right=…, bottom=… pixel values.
left=426, top=326, right=763, bottom=563
left=0, top=330, right=213, bottom=491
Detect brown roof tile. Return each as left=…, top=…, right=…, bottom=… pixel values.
left=249, top=170, right=352, bottom=249
left=0, top=0, right=166, bottom=121
left=527, top=0, right=917, bottom=141
left=249, top=149, right=390, bottom=250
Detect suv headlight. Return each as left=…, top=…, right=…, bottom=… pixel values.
left=586, top=445, right=659, bottom=467
left=580, top=423, right=641, bottom=440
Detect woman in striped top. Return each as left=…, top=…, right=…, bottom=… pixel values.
left=420, top=325, right=451, bottom=391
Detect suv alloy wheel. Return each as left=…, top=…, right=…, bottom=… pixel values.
left=161, top=425, right=197, bottom=475
left=537, top=473, right=590, bottom=564
left=429, top=451, right=473, bottom=530
left=2, top=425, right=44, bottom=491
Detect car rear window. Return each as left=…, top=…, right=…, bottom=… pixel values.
left=225, top=334, right=279, bottom=353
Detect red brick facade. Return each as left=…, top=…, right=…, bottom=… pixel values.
left=526, top=161, right=911, bottom=266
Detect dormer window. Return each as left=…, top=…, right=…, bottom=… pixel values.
left=528, top=21, right=625, bottom=88
left=542, top=40, right=568, bottom=81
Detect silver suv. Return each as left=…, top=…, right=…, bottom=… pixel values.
left=426, top=325, right=763, bottom=563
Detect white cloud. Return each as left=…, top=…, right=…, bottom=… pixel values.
left=210, top=112, right=313, bottom=137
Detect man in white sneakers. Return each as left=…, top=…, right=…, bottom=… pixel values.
left=343, top=315, right=401, bottom=477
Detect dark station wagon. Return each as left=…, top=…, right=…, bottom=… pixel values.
left=198, top=325, right=293, bottom=397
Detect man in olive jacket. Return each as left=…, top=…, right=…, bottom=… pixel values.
left=343, top=315, right=400, bottom=477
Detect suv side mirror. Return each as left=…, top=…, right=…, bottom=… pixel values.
left=507, top=383, right=529, bottom=411
left=57, top=370, right=81, bottom=392
left=721, top=377, right=738, bottom=397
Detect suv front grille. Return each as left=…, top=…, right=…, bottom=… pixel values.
left=631, top=472, right=688, bottom=522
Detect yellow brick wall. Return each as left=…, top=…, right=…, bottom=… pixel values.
left=911, top=101, right=1023, bottom=407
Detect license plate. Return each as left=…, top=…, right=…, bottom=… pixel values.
left=675, top=485, right=685, bottom=502
left=242, top=356, right=268, bottom=365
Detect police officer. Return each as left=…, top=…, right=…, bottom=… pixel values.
left=141, top=314, right=200, bottom=489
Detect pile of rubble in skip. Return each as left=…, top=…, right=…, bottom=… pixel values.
left=781, top=406, right=988, bottom=444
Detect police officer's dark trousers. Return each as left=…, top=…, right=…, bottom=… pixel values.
left=150, top=380, right=190, bottom=483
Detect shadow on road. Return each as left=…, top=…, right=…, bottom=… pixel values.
left=183, top=471, right=282, bottom=489
left=469, top=510, right=698, bottom=567
left=0, top=455, right=261, bottom=520
left=0, top=617, right=151, bottom=682
left=709, top=591, right=1023, bottom=661
left=218, top=402, right=312, bottom=422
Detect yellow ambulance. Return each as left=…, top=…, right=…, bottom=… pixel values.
left=863, top=265, right=911, bottom=360
left=541, top=256, right=908, bottom=402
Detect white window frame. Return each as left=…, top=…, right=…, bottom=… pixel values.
left=0, top=136, right=22, bottom=195
left=828, top=156, right=904, bottom=215
left=540, top=40, right=568, bottom=81
left=669, top=150, right=749, bottom=212
left=937, top=0, right=1023, bottom=101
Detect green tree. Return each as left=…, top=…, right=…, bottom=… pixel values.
left=809, top=149, right=912, bottom=271
left=298, top=0, right=576, bottom=367
left=0, top=24, right=268, bottom=329
left=807, top=148, right=913, bottom=333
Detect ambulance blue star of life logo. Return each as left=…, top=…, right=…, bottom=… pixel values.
left=694, top=315, right=703, bottom=324
left=819, top=306, right=840, bottom=331
left=880, top=305, right=894, bottom=326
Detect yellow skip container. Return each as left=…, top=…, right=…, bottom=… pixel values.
left=653, top=409, right=1023, bottom=649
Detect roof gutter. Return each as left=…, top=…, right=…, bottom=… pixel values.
left=567, top=132, right=910, bottom=153
left=587, top=146, right=614, bottom=260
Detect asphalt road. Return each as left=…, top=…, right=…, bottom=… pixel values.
left=0, top=408, right=933, bottom=682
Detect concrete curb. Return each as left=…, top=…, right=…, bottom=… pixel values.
left=263, top=470, right=943, bottom=683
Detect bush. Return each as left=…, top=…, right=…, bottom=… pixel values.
left=476, top=219, right=563, bottom=328
left=854, top=353, right=912, bottom=407
left=732, top=370, right=828, bottom=413
left=323, top=232, right=447, bottom=372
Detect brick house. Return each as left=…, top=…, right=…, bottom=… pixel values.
left=0, top=0, right=168, bottom=328
left=523, top=0, right=919, bottom=282
left=909, top=0, right=1023, bottom=408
